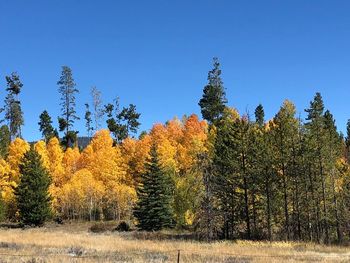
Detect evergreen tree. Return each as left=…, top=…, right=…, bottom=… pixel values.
left=15, top=147, right=51, bottom=226
left=198, top=57, right=227, bottom=124
left=346, top=119, right=350, bottom=162
left=304, top=92, right=330, bottom=243
left=57, top=66, right=79, bottom=147
left=3, top=72, right=24, bottom=139
left=105, top=98, right=141, bottom=143
left=255, top=104, right=265, bottom=127
left=270, top=100, right=299, bottom=240
left=323, top=110, right=343, bottom=243
left=38, top=110, right=57, bottom=142
left=134, top=146, right=173, bottom=231
left=0, top=125, right=10, bottom=158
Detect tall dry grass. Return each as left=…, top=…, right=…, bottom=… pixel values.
left=0, top=222, right=348, bottom=262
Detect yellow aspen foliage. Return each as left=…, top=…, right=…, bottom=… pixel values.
left=46, top=137, right=65, bottom=211
left=7, top=138, right=30, bottom=184
left=178, top=114, right=208, bottom=172
left=166, top=118, right=183, bottom=143
left=62, top=147, right=80, bottom=183
left=0, top=159, right=13, bottom=201
left=150, top=124, right=178, bottom=173
left=78, top=144, right=94, bottom=169
left=46, top=137, right=64, bottom=186
left=34, top=140, right=50, bottom=170
left=61, top=168, right=104, bottom=219
left=85, top=130, right=127, bottom=184
left=121, top=136, right=151, bottom=184
left=81, top=130, right=136, bottom=219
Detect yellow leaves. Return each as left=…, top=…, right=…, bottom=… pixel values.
left=185, top=210, right=195, bottom=226
left=84, top=130, right=127, bottom=185
left=61, top=168, right=105, bottom=211
left=7, top=138, right=30, bottom=184
left=34, top=140, right=50, bottom=170
left=157, top=137, right=178, bottom=173
left=90, top=129, right=114, bottom=152
left=0, top=159, right=10, bottom=178
left=7, top=138, right=30, bottom=171
left=0, top=138, right=29, bottom=205
left=62, top=147, right=80, bottom=182
left=121, top=135, right=151, bottom=182
left=148, top=115, right=208, bottom=174
left=46, top=137, right=64, bottom=187
left=0, top=114, right=209, bottom=221
left=0, top=159, right=12, bottom=201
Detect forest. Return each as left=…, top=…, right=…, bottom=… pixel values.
left=0, top=58, right=349, bottom=245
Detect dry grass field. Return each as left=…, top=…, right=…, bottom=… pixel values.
left=0, top=222, right=349, bottom=262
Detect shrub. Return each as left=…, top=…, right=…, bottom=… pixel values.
left=115, top=221, right=131, bottom=232
left=89, top=222, right=112, bottom=233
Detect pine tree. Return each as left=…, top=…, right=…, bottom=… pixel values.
left=255, top=104, right=265, bottom=127
left=198, top=57, right=227, bottom=125
left=105, top=98, right=141, bottom=143
left=270, top=100, right=299, bottom=240
left=346, top=120, right=350, bottom=162
left=15, top=147, right=51, bottom=226
left=134, top=145, right=173, bottom=231
left=323, top=110, right=343, bottom=243
left=304, top=92, right=329, bottom=243
left=0, top=125, right=10, bottom=158
left=57, top=66, right=79, bottom=147
left=3, top=72, right=24, bottom=140
left=38, top=110, right=57, bottom=142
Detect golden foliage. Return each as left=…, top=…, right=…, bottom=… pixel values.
left=0, top=116, right=209, bottom=222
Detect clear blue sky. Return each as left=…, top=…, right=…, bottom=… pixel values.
left=0, top=1, right=349, bottom=141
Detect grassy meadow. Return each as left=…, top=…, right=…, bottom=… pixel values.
left=0, top=222, right=348, bottom=262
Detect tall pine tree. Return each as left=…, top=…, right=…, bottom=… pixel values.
left=3, top=72, right=24, bottom=140
left=57, top=66, right=79, bottom=147
left=198, top=57, right=227, bottom=125
left=134, top=145, right=173, bottom=231
left=15, top=147, right=51, bottom=226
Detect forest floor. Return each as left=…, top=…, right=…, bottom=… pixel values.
left=0, top=222, right=349, bottom=262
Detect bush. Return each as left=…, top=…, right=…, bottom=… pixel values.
left=115, top=221, right=131, bottom=232
left=89, top=222, right=113, bottom=233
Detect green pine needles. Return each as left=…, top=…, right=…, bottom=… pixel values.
left=15, top=147, right=52, bottom=226
left=134, top=145, right=174, bottom=231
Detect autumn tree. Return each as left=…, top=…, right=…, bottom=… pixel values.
left=46, top=137, right=64, bottom=211
left=61, top=169, right=104, bottom=220
left=79, top=130, right=135, bottom=220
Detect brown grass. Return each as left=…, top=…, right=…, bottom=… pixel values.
left=0, top=222, right=348, bottom=262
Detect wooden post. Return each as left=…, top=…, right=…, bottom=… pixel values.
left=177, top=250, right=180, bottom=263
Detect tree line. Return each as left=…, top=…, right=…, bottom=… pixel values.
left=0, top=60, right=350, bottom=244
